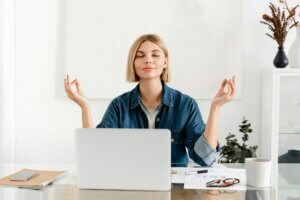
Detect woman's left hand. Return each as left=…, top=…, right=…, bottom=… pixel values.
left=211, top=76, right=236, bottom=110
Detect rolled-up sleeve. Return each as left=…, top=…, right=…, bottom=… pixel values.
left=194, top=135, right=220, bottom=166
left=184, top=99, right=220, bottom=166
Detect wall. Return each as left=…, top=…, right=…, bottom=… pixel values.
left=0, top=0, right=3, bottom=172
left=64, top=0, right=243, bottom=100
left=12, top=0, right=299, bottom=164
left=2, top=0, right=16, bottom=165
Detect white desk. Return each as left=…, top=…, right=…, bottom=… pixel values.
left=0, top=163, right=300, bottom=200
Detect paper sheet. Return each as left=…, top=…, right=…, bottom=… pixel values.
left=171, top=163, right=228, bottom=184
left=171, top=167, right=188, bottom=184
left=184, top=168, right=246, bottom=190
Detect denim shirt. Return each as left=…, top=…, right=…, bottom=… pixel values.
left=96, top=82, right=219, bottom=167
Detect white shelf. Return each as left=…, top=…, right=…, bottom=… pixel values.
left=261, top=68, right=300, bottom=192
left=272, top=67, right=300, bottom=73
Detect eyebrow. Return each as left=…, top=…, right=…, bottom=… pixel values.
left=136, top=49, right=162, bottom=53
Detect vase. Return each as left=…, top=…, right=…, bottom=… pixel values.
left=288, top=26, right=300, bottom=68
left=278, top=149, right=300, bottom=163
left=273, top=47, right=289, bottom=68
left=278, top=150, right=300, bottom=184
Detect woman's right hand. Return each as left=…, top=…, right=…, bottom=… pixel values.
left=64, top=75, right=88, bottom=108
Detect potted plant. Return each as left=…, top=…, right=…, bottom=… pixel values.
left=260, top=2, right=299, bottom=68
left=219, top=117, right=258, bottom=163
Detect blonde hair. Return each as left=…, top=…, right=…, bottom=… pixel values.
left=126, top=34, right=170, bottom=83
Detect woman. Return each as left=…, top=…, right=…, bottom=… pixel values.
left=64, top=34, right=236, bottom=167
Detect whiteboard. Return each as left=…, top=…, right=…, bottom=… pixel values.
left=64, top=0, right=242, bottom=99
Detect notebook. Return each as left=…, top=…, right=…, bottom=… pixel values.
left=0, top=168, right=66, bottom=189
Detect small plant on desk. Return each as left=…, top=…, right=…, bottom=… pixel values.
left=219, top=117, right=258, bottom=163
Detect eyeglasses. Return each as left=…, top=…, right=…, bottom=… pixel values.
left=206, top=177, right=240, bottom=188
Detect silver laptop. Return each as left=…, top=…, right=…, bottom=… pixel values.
left=75, top=128, right=171, bottom=191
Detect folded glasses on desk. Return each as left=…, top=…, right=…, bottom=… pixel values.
left=206, top=178, right=240, bottom=187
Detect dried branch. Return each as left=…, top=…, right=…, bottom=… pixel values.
left=284, top=2, right=299, bottom=25
left=261, top=2, right=299, bottom=47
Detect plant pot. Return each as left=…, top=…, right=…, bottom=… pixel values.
left=273, top=47, right=289, bottom=68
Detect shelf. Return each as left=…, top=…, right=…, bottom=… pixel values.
left=273, top=68, right=300, bottom=73
left=263, top=68, right=300, bottom=76
left=262, top=68, right=300, bottom=189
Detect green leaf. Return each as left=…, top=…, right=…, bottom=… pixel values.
left=219, top=116, right=258, bottom=163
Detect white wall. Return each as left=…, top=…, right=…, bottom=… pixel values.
left=11, top=0, right=299, bottom=164
left=0, top=0, right=3, bottom=173
left=2, top=0, right=16, bottom=165
left=64, top=0, right=243, bottom=100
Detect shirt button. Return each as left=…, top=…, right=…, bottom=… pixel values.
left=156, top=117, right=160, bottom=122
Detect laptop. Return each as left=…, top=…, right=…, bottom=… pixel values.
left=74, top=128, right=171, bottom=191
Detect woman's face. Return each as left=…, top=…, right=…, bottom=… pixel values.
left=134, top=41, right=167, bottom=81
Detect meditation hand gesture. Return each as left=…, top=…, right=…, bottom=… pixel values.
left=212, top=76, right=236, bottom=109
left=64, top=75, right=88, bottom=108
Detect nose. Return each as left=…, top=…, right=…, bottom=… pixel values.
left=145, top=55, right=152, bottom=64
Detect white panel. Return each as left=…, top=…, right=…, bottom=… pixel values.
left=64, top=0, right=242, bottom=99
left=279, top=76, right=300, bottom=134
left=0, top=0, right=3, bottom=178
left=2, top=0, right=16, bottom=199
left=2, top=0, right=15, bottom=164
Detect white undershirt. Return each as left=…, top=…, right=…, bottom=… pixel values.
left=140, top=103, right=160, bottom=129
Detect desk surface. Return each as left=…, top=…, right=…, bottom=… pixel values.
left=0, top=163, right=299, bottom=200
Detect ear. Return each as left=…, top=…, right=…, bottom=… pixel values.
left=163, top=59, right=168, bottom=68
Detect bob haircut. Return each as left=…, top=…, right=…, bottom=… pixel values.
left=126, top=34, right=170, bottom=83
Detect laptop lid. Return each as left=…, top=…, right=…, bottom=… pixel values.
left=75, top=128, right=171, bottom=191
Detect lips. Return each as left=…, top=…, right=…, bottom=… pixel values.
left=143, top=67, right=154, bottom=70
left=143, top=66, right=155, bottom=70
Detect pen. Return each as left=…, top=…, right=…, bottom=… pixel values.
left=185, top=169, right=208, bottom=175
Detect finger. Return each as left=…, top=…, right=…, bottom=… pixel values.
left=232, top=75, right=236, bottom=85
left=70, top=79, right=77, bottom=85
left=65, top=82, right=71, bottom=93
left=65, top=79, right=74, bottom=94
left=64, top=77, right=71, bottom=91
left=219, top=79, right=227, bottom=92
left=230, top=82, right=236, bottom=98
left=221, top=79, right=227, bottom=88
left=228, top=79, right=235, bottom=97
left=67, top=74, right=69, bottom=83
left=70, top=79, right=79, bottom=92
left=230, top=78, right=235, bottom=90
left=226, top=82, right=232, bottom=96
left=75, top=80, right=81, bottom=90
left=67, top=80, right=78, bottom=94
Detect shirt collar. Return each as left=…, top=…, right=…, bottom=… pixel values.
left=130, top=82, right=173, bottom=109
